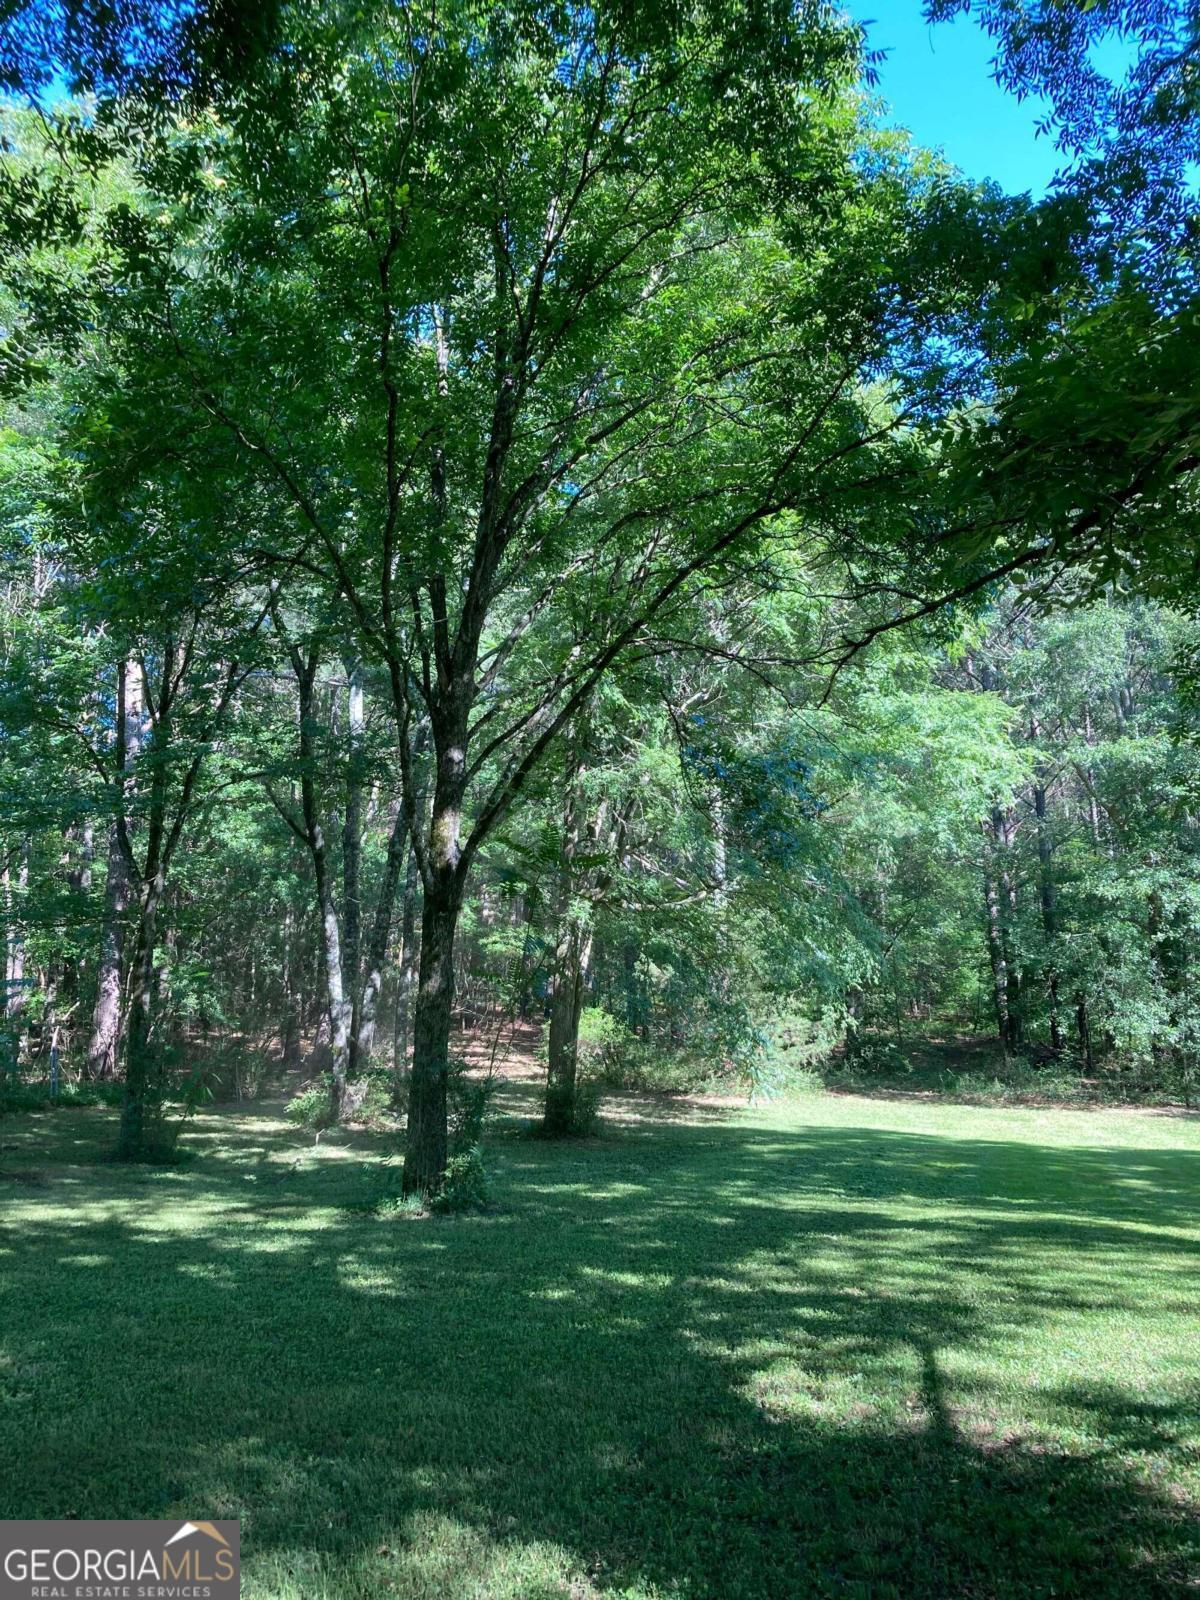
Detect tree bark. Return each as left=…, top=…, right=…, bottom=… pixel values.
left=3, top=843, right=29, bottom=1035
left=402, top=879, right=459, bottom=1195
left=1075, top=989, right=1095, bottom=1072
left=118, top=722, right=168, bottom=1161
left=341, top=658, right=365, bottom=1063
left=351, top=800, right=408, bottom=1073
left=983, top=851, right=1009, bottom=1047
left=400, top=657, right=472, bottom=1196
left=287, top=642, right=352, bottom=1115
left=392, top=839, right=419, bottom=1104
left=1033, top=777, right=1063, bottom=1054
left=314, top=830, right=351, bottom=1117
left=544, top=919, right=590, bottom=1135
left=88, top=659, right=141, bottom=1079
left=117, top=871, right=163, bottom=1159
left=992, top=805, right=1023, bottom=1051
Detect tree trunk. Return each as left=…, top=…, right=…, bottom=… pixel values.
left=983, top=844, right=1009, bottom=1047
left=1075, top=989, right=1094, bottom=1072
left=87, top=824, right=132, bottom=1079
left=544, top=919, right=587, bottom=1135
left=341, top=659, right=365, bottom=1065
left=401, top=691, right=470, bottom=1197
left=117, top=872, right=163, bottom=1160
left=316, top=844, right=351, bottom=1117
left=1033, top=779, right=1063, bottom=1054
left=351, top=801, right=408, bottom=1073
left=392, top=840, right=419, bottom=1104
left=402, top=883, right=459, bottom=1196
left=290, top=644, right=352, bottom=1114
left=280, top=904, right=302, bottom=1067
left=88, top=659, right=141, bottom=1079
left=992, top=805, right=1023, bottom=1051
left=3, top=844, right=29, bottom=1050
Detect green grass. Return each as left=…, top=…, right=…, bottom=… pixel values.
left=1, top=1087, right=1197, bottom=1598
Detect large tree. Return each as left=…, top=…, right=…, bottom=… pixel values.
left=6, top=0, right=1086, bottom=1189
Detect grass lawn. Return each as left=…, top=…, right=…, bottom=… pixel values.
left=0, top=1085, right=1197, bottom=1598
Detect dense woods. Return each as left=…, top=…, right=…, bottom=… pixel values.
left=1, top=0, right=1198, bottom=1197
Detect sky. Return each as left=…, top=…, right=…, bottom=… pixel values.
left=852, top=0, right=1065, bottom=196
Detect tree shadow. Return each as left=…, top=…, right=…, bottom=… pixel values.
left=0, top=1107, right=1197, bottom=1597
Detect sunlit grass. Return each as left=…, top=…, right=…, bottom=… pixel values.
left=1, top=1089, right=1197, bottom=1597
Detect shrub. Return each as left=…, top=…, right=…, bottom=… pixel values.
left=447, top=1055, right=495, bottom=1149
left=196, top=1043, right=274, bottom=1103
left=577, top=1008, right=633, bottom=1080
left=568, top=1077, right=603, bottom=1135
left=286, top=1079, right=334, bottom=1130
left=430, top=1145, right=490, bottom=1213
left=0, top=1077, right=124, bottom=1113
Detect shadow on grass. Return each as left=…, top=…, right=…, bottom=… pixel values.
left=0, top=1104, right=1197, bottom=1598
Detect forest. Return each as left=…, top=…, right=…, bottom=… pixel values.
left=0, top=1, right=1198, bottom=1595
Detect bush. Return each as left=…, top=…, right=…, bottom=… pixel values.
left=0, top=1077, right=124, bottom=1114
left=430, top=1146, right=490, bottom=1213
left=447, top=1055, right=495, bottom=1148
left=576, top=1009, right=704, bottom=1092
left=577, top=1008, right=633, bottom=1080
left=568, top=1077, right=603, bottom=1135
left=286, top=1079, right=334, bottom=1130
left=194, top=1042, right=274, bottom=1103
left=336, top=1069, right=399, bottom=1125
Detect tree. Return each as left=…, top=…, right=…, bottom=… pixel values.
left=52, top=0, right=1053, bottom=1191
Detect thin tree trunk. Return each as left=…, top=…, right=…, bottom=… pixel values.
left=1033, top=778, right=1063, bottom=1053
left=281, top=904, right=302, bottom=1067
left=341, top=658, right=365, bottom=1066
left=118, top=876, right=163, bottom=1159
left=314, top=833, right=351, bottom=1117
left=543, top=776, right=584, bottom=1133
left=88, top=660, right=141, bottom=1080
left=351, top=801, right=408, bottom=1073
left=983, top=847, right=1009, bottom=1047
left=992, top=805, right=1023, bottom=1051
left=118, top=733, right=169, bottom=1161
left=3, top=845, right=29, bottom=1033
left=288, top=642, right=352, bottom=1115
left=1075, top=990, right=1094, bottom=1072
left=392, top=840, right=419, bottom=1104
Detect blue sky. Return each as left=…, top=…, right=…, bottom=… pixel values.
left=853, top=1, right=1065, bottom=196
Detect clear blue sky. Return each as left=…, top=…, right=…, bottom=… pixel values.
left=852, top=1, right=1063, bottom=195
